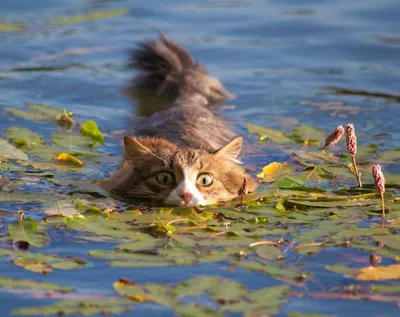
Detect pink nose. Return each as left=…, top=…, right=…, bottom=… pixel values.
left=179, top=192, right=193, bottom=204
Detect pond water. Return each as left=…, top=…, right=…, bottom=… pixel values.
left=0, top=0, right=400, bottom=316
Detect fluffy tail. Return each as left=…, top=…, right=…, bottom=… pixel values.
left=125, top=32, right=235, bottom=106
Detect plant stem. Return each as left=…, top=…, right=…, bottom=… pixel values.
left=351, top=155, right=362, bottom=187
left=380, top=192, right=385, bottom=226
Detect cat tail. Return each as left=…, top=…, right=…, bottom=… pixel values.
left=124, top=32, right=235, bottom=106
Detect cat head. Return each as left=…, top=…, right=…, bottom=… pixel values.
left=113, top=136, right=257, bottom=206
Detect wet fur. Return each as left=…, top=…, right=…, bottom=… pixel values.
left=102, top=33, right=257, bottom=206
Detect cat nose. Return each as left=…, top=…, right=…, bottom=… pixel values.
left=179, top=192, right=193, bottom=204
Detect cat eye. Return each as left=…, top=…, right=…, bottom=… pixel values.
left=156, top=171, right=175, bottom=185
left=197, top=173, right=213, bottom=187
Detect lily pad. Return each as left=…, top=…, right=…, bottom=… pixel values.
left=47, top=8, right=128, bottom=25
left=0, top=276, right=72, bottom=293
left=0, top=138, right=28, bottom=160
left=247, top=123, right=291, bottom=144
left=8, top=218, right=50, bottom=248
left=12, top=298, right=132, bottom=316
left=5, top=127, right=45, bottom=148
left=292, top=125, right=325, bottom=146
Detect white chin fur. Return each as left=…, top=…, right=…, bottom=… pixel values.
left=165, top=169, right=206, bottom=207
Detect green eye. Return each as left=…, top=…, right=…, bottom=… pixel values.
left=197, top=173, right=213, bottom=187
left=156, top=171, right=175, bottom=185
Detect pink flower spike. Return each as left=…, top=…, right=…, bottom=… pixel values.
left=372, top=164, right=386, bottom=225
left=324, top=125, right=344, bottom=148
left=372, top=164, right=385, bottom=195
left=346, top=124, right=357, bottom=156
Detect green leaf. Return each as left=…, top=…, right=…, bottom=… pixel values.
left=0, top=248, right=87, bottom=273
left=371, top=284, right=400, bottom=294
left=0, top=21, right=26, bottom=32
left=52, top=132, right=94, bottom=148
left=272, top=176, right=305, bottom=188
left=12, top=298, right=132, bottom=316
left=5, top=127, right=45, bottom=148
left=48, top=8, right=128, bottom=25
left=378, top=149, right=400, bottom=162
left=237, top=261, right=309, bottom=280
left=340, top=144, right=378, bottom=162
left=8, top=218, right=50, bottom=248
left=81, top=120, right=104, bottom=144
left=0, top=138, right=28, bottom=160
left=288, top=313, right=335, bottom=317
left=64, top=214, right=137, bottom=239
left=5, top=104, right=63, bottom=122
left=325, top=264, right=355, bottom=276
left=0, top=276, right=72, bottom=293
left=247, top=123, right=291, bottom=144
left=292, top=125, right=325, bottom=146
left=175, top=304, right=223, bottom=317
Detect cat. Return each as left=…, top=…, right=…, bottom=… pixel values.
left=101, top=33, right=257, bottom=207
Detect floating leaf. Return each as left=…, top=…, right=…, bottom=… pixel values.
left=43, top=200, right=78, bottom=217
left=288, top=313, right=335, bottom=317
left=64, top=214, right=137, bottom=239
left=237, top=261, right=309, bottom=280
left=175, top=304, right=223, bottom=317
left=247, top=123, right=291, bottom=144
left=5, top=127, right=45, bottom=148
left=0, top=21, right=26, bottom=32
left=340, top=144, right=378, bottom=162
left=0, top=248, right=87, bottom=273
left=257, top=162, right=293, bottom=181
left=0, top=276, right=72, bottom=293
left=5, top=104, right=65, bottom=123
left=12, top=298, right=132, bottom=316
left=8, top=218, right=50, bottom=248
left=52, top=132, right=94, bottom=149
left=371, top=284, right=400, bottom=294
left=272, top=176, right=305, bottom=188
left=55, top=153, right=84, bottom=167
left=292, top=125, right=325, bottom=146
left=325, top=264, right=355, bottom=276
left=48, top=9, right=128, bottom=24
left=81, top=120, right=104, bottom=144
left=355, top=264, right=400, bottom=281
left=0, top=138, right=28, bottom=160
left=378, top=149, right=400, bottom=162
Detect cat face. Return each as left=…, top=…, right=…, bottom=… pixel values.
left=110, top=136, right=257, bottom=206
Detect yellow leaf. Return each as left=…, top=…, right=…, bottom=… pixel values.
left=355, top=264, right=400, bottom=281
left=55, top=153, right=84, bottom=167
left=257, top=162, right=293, bottom=182
left=129, top=295, right=146, bottom=302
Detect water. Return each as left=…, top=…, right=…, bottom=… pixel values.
left=0, top=0, right=400, bottom=316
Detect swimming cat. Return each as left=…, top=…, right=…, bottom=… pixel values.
left=101, top=33, right=257, bottom=206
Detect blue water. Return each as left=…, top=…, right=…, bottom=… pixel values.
left=1, top=0, right=400, bottom=316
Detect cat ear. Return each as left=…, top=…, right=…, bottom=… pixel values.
left=123, top=136, right=152, bottom=158
left=214, top=137, right=242, bottom=161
